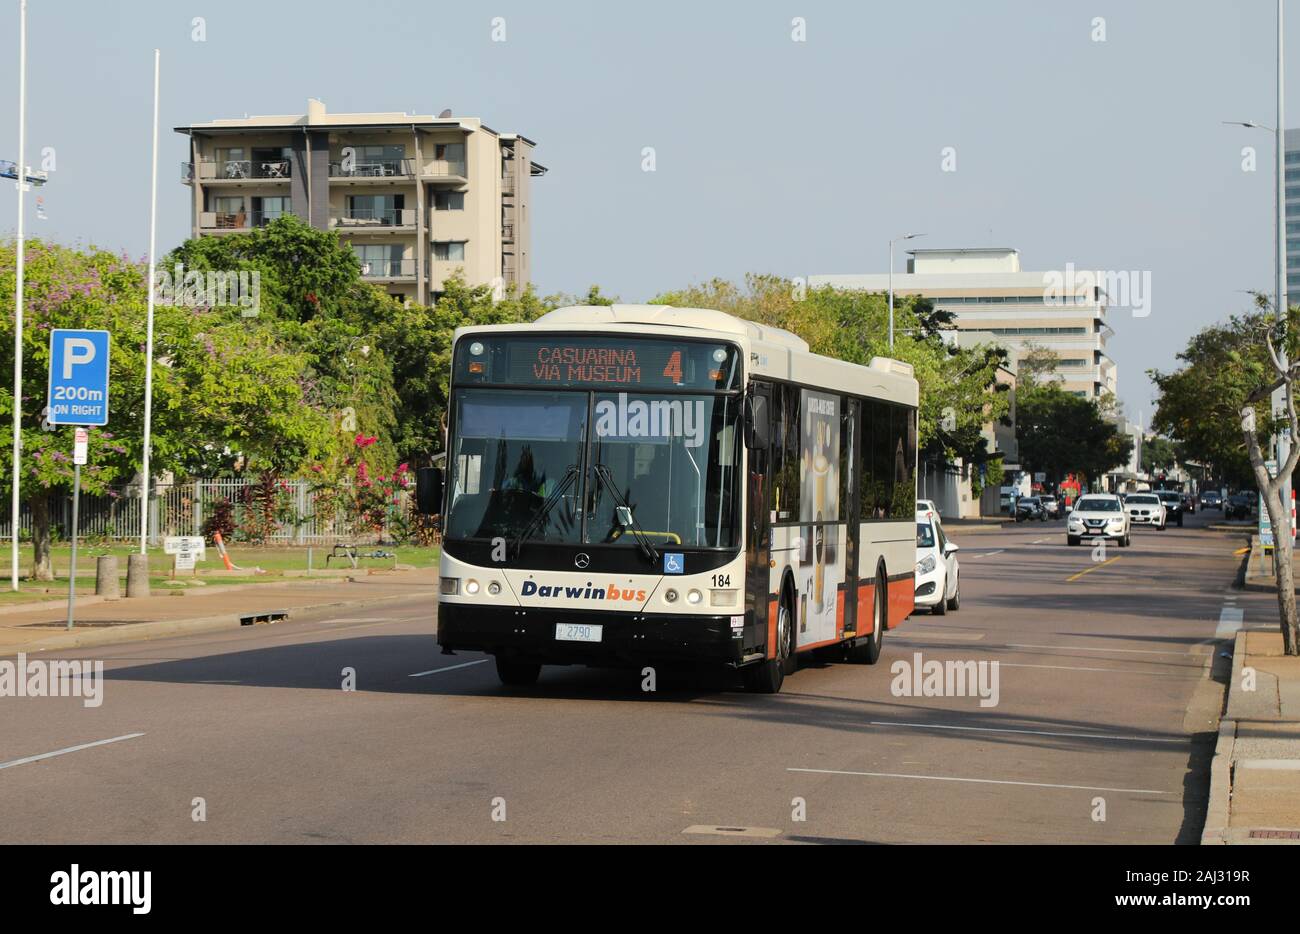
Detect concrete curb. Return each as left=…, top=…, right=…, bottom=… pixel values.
left=1201, top=630, right=1247, bottom=845
left=9, top=587, right=438, bottom=654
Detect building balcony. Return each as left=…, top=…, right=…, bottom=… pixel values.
left=329, top=159, right=415, bottom=180
left=501, top=174, right=516, bottom=196
left=331, top=208, right=416, bottom=231
left=501, top=222, right=515, bottom=243
left=359, top=258, right=417, bottom=280
left=198, top=210, right=293, bottom=232
left=185, top=159, right=292, bottom=182
left=421, top=159, right=468, bottom=184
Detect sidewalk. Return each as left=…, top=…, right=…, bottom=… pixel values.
left=0, top=566, right=439, bottom=655
left=1242, top=534, right=1300, bottom=592
left=1203, top=629, right=1300, bottom=844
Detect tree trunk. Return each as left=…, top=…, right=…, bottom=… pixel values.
left=1261, top=489, right=1300, bottom=654
left=29, top=491, right=53, bottom=582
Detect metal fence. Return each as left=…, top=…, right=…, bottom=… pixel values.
left=0, top=479, right=412, bottom=546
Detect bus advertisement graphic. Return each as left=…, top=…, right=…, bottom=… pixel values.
left=800, top=389, right=841, bottom=645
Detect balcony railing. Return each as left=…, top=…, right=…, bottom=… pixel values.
left=501, top=223, right=515, bottom=242
left=189, top=159, right=292, bottom=181
left=500, top=174, right=516, bottom=195
left=199, top=210, right=293, bottom=230
left=332, top=209, right=416, bottom=229
left=423, top=159, right=467, bottom=178
left=330, top=159, right=414, bottom=179
left=358, top=258, right=416, bottom=278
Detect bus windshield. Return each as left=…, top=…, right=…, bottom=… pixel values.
left=444, top=387, right=741, bottom=549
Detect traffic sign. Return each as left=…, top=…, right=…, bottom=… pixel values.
left=47, top=329, right=110, bottom=426
left=72, top=427, right=87, bottom=465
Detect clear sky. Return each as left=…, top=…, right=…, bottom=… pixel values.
left=0, top=0, right=1296, bottom=419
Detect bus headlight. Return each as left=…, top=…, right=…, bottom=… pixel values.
left=487, top=581, right=501, bottom=596
left=464, top=579, right=480, bottom=595
left=440, top=577, right=460, bottom=595
left=687, top=589, right=703, bottom=605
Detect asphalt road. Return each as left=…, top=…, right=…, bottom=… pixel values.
left=0, top=509, right=1270, bottom=843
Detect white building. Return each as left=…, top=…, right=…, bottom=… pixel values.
left=811, top=247, right=1118, bottom=400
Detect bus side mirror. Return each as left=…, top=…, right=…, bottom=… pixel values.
left=745, top=394, right=770, bottom=450
left=416, top=467, right=444, bottom=515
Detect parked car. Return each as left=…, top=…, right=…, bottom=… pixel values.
left=1066, top=494, right=1131, bottom=547
left=1122, top=492, right=1167, bottom=530
left=1201, top=490, right=1223, bottom=510
left=1015, top=496, right=1047, bottom=522
left=1039, top=494, right=1061, bottom=519
left=1155, top=490, right=1184, bottom=527
left=916, top=509, right=960, bottom=615
left=1226, top=492, right=1255, bottom=520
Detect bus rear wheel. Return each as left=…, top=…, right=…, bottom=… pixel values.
left=743, top=598, right=792, bottom=693
left=847, top=569, right=886, bottom=664
left=495, top=657, right=541, bottom=686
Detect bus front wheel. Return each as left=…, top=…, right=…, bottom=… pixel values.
left=495, top=657, right=541, bottom=686
left=743, top=598, right=793, bottom=693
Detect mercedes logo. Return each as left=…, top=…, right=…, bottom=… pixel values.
left=574, top=553, right=590, bottom=569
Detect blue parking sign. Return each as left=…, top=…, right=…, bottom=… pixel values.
left=47, top=329, right=110, bottom=426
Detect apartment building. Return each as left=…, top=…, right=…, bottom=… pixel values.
left=177, top=99, right=545, bottom=304
left=811, top=247, right=1118, bottom=400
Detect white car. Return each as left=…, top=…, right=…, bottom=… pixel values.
left=1122, top=492, right=1167, bottom=531
left=1066, top=494, right=1131, bottom=547
left=915, top=509, right=960, bottom=615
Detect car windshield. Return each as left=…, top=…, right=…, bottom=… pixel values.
left=444, top=387, right=742, bottom=549
left=1076, top=497, right=1121, bottom=512
left=1157, top=492, right=1180, bottom=502
left=1127, top=495, right=1159, bottom=504
left=917, top=522, right=936, bottom=548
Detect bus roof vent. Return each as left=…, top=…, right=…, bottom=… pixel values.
left=869, top=356, right=914, bottom=377
left=534, top=304, right=809, bottom=352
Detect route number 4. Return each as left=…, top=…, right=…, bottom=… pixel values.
left=662, top=350, right=683, bottom=383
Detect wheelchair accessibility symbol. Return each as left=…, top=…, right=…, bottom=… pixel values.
left=663, top=552, right=684, bottom=574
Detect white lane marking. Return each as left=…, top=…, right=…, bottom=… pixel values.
left=0, top=733, right=146, bottom=771
left=997, top=661, right=1184, bottom=677
left=787, top=767, right=1168, bottom=795
left=1216, top=607, right=1244, bottom=640
left=869, top=720, right=1182, bottom=744
left=972, top=549, right=1005, bottom=558
left=1008, top=643, right=1198, bottom=657
left=409, top=659, right=490, bottom=678
left=1032, top=538, right=1049, bottom=544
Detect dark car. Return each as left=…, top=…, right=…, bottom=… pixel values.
left=1181, top=492, right=1196, bottom=514
left=1015, top=496, right=1046, bottom=522
left=1201, top=490, right=1223, bottom=510
left=1155, top=490, right=1184, bottom=527
left=1225, top=493, right=1255, bottom=521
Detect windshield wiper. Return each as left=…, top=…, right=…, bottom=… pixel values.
left=510, top=464, right=579, bottom=557
left=592, top=464, right=660, bottom=565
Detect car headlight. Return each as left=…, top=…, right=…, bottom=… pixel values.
left=916, top=554, right=936, bottom=574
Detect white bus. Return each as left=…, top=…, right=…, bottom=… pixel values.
left=417, top=304, right=919, bottom=693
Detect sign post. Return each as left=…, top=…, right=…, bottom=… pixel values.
left=47, top=329, right=110, bottom=630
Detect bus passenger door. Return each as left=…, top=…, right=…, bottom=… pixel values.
left=744, top=382, right=773, bottom=655
left=843, top=398, right=859, bottom=636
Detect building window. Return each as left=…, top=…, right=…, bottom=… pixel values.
left=433, top=191, right=465, bottom=211
left=354, top=244, right=404, bottom=276
left=433, top=241, right=466, bottom=262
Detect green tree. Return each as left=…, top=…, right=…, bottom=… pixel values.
left=1016, top=385, right=1133, bottom=487
left=1149, top=310, right=1273, bottom=488
left=1140, top=435, right=1178, bottom=476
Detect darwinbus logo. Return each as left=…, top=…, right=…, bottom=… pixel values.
left=520, top=580, right=647, bottom=602
left=594, top=393, right=706, bottom=448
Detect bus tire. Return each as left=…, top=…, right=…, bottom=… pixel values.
left=848, top=569, right=886, bottom=664
left=743, top=596, right=793, bottom=693
left=495, top=657, right=541, bottom=686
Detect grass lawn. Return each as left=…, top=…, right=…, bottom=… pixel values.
left=0, top=544, right=441, bottom=604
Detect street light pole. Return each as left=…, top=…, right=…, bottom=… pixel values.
left=11, top=0, right=27, bottom=592
left=888, top=232, right=925, bottom=350
left=1275, top=0, right=1290, bottom=536
left=139, top=49, right=160, bottom=554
